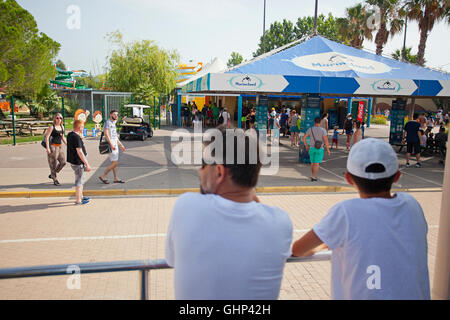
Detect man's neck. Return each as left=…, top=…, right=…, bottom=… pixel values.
left=216, top=185, right=255, bottom=203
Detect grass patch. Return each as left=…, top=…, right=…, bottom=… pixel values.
left=0, top=135, right=44, bottom=145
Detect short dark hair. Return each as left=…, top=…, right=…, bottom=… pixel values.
left=413, top=113, right=419, bottom=120
left=348, top=169, right=397, bottom=194
left=204, top=127, right=262, bottom=188
left=110, top=109, right=118, bottom=115
left=314, top=117, right=321, bottom=124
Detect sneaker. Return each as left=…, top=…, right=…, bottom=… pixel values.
left=75, top=199, right=90, bottom=205
left=311, top=177, right=318, bottom=182
left=415, top=163, right=422, bottom=168
left=405, top=163, right=411, bottom=168
left=82, top=196, right=91, bottom=201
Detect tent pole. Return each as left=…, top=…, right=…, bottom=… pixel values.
left=367, top=98, right=372, bottom=128
left=177, top=92, right=181, bottom=127
left=238, top=95, right=243, bottom=129
left=432, top=138, right=450, bottom=299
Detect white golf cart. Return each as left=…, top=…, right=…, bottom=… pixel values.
left=119, top=104, right=154, bottom=141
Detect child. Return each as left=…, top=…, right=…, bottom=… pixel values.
left=292, top=138, right=430, bottom=300
left=331, top=126, right=339, bottom=149
left=419, top=129, right=427, bottom=148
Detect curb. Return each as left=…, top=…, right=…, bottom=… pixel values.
left=0, top=186, right=442, bottom=199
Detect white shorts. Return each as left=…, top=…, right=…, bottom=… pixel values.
left=109, top=142, right=119, bottom=162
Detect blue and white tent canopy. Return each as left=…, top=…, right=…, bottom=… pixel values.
left=181, top=36, right=450, bottom=97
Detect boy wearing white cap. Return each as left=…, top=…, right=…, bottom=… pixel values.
left=292, top=138, right=430, bottom=300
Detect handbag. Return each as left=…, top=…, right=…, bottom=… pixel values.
left=99, top=131, right=111, bottom=154
left=310, top=127, right=323, bottom=149
left=41, top=136, right=52, bottom=149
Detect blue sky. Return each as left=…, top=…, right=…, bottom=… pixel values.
left=17, top=0, right=450, bottom=74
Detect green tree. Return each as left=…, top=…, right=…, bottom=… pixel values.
left=253, top=14, right=345, bottom=57
left=0, top=0, right=60, bottom=98
left=336, top=3, right=375, bottom=48
left=55, top=59, right=66, bottom=71
left=365, top=0, right=404, bottom=55
left=227, top=52, right=244, bottom=68
left=404, top=0, right=449, bottom=66
left=105, top=30, right=179, bottom=98
left=392, top=47, right=423, bottom=64
left=76, top=73, right=105, bottom=89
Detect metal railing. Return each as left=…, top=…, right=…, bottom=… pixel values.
left=0, top=251, right=332, bottom=300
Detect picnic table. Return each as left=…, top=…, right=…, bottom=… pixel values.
left=0, top=120, right=53, bottom=136
left=18, top=121, right=53, bottom=136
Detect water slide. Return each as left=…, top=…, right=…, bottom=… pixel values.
left=176, top=62, right=203, bottom=83
left=50, top=66, right=87, bottom=89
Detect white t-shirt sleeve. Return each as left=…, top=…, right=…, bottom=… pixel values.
left=313, top=203, right=348, bottom=250
left=165, top=195, right=187, bottom=267
left=165, top=213, right=175, bottom=267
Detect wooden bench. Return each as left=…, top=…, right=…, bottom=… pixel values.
left=0, top=129, right=13, bottom=137
left=19, top=126, right=49, bottom=136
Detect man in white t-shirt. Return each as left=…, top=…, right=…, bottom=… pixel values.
left=292, top=138, right=430, bottom=300
left=99, top=110, right=126, bottom=184
left=166, top=128, right=293, bottom=300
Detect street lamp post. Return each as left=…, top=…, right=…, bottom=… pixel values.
left=314, top=0, right=319, bottom=35
left=263, top=0, right=266, bottom=54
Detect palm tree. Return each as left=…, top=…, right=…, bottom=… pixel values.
left=365, top=0, right=405, bottom=55
left=392, top=47, right=422, bottom=63
left=336, top=3, right=375, bottom=49
left=404, top=0, right=449, bottom=66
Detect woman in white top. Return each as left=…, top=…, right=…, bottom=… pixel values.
left=350, top=121, right=362, bottom=149
left=319, top=113, right=329, bottom=135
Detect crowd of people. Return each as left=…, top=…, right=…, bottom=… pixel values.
left=181, top=101, right=231, bottom=129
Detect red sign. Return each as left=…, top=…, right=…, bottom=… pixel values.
left=357, top=101, right=365, bottom=122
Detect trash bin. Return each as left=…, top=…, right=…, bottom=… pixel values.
left=83, top=128, right=87, bottom=137
left=92, top=128, right=97, bottom=137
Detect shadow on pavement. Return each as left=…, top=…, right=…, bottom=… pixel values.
left=0, top=202, right=74, bottom=214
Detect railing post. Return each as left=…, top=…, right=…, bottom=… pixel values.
left=141, top=269, right=149, bottom=300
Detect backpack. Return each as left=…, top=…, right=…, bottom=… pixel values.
left=218, top=112, right=224, bottom=124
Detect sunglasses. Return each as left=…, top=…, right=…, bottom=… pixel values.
left=56, top=117, right=62, bottom=120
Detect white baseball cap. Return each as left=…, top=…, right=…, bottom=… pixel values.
left=347, top=138, right=399, bottom=180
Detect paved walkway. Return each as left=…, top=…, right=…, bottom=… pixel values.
left=0, top=191, right=442, bottom=300
left=0, top=124, right=445, bottom=194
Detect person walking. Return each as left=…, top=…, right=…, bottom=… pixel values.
left=44, top=113, right=67, bottom=186
left=99, top=110, right=126, bottom=184
left=165, top=128, right=293, bottom=299
left=67, top=120, right=92, bottom=205
left=350, top=121, right=362, bottom=149
left=288, top=110, right=299, bottom=146
left=279, top=109, right=289, bottom=137
left=403, top=113, right=422, bottom=168
left=319, top=113, right=329, bottom=135
left=343, top=114, right=354, bottom=150
left=303, top=117, right=331, bottom=181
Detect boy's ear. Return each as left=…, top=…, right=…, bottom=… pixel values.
left=345, top=172, right=355, bottom=187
